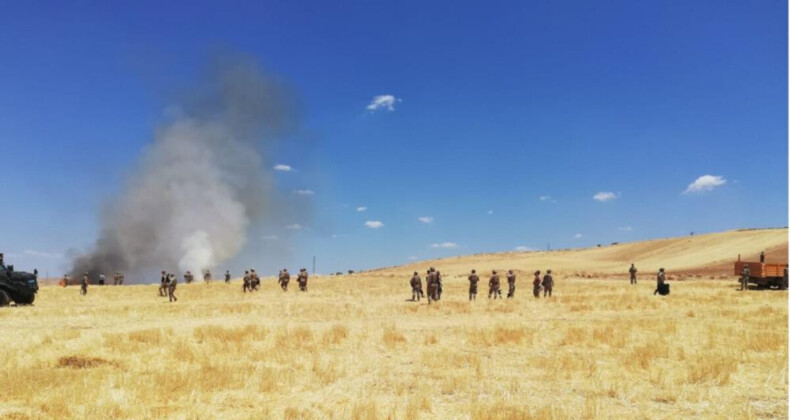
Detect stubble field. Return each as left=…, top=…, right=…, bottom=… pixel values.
left=0, top=270, right=786, bottom=420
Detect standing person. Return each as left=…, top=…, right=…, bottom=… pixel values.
left=410, top=272, right=422, bottom=301
left=250, top=269, right=260, bottom=291
left=760, top=251, right=765, bottom=263
left=204, top=270, right=212, bottom=284
left=60, top=274, right=69, bottom=287
left=80, top=273, right=89, bottom=295
left=168, top=273, right=178, bottom=302
left=298, top=268, right=309, bottom=292
left=243, top=270, right=251, bottom=293
left=488, top=270, right=501, bottom=299
left=159, top=271, right=168, bottom=297
left=426, top=269, right=438, bottom=304
left=542, top=270, right=554, bottom=297
left=224, top=270, right=231, bottom=284
left=654, top=268, right=667, bottom=295
left=98, top=273, right=105, bottom=286
left=629, top=264, right=638, bottom=285
left=280, top=269, right=290, bottom=291
left=740, top=265, right=751, bottom=291
left=436, top=270, right=443, bottom=300
left=532, top=271, right=541, bottom=298
left=468, top=269, right=479, bottom=301
left=506, top=270, right=516, bottom=298
left=184, top=271, right=193, bottom=284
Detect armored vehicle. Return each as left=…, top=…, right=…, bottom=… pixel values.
left=0, top=253, right=39, bottom=306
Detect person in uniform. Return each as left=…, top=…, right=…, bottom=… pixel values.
left=243, top=270, right=251, bottom=293
left=168, top=273, right=178, bottom=302
left=629, top=264, right=637, bottom=285
left=468, top=269, right=479, bottom=301
left=532, top=270, right=541, bottom=298
left=506, top=270, right=516, bottom=298
left=184, top=271, right=193, bottom=284
left=98, top=273, right=105, bottom=286
left=488, top=270, right=501, bottom=299
left=159, top=271, right=168, bottom=296
left=760, top=251, right=765, bottom=263
left=426, top=269, right=438, bottom=304
left=80, top=273, right=89, bottom=295
left=298, top=268, right=309, bottom=292
left=654, top=268, right=667, bottom=295
left=203, top=270, right=212, bottom=284
left=436, top=270, right=443, bottom=300
left=224, top=270, right=231, bottom=284
left=280, top=269, right=290, bottom=291
left=542, top=269, right=554, bottom=297
left=740, top=264, right=751, bottom=291
left=410, top=272, right=421, bottom=301
left=250, top=269, right=260, bottom=291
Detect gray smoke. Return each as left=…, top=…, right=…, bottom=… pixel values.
left=71, top=59, right=300, bottom=282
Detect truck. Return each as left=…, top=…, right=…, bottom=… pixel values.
left=734, top=254, right=788, bottom=290
left=0, top=253, right=39, bottom=306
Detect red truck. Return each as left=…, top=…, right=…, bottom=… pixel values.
left=734, top=255, right=788, bottom=290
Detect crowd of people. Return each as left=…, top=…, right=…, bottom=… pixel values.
left=64, top=263, right=685, bottom=303
left=407, top=264, right=679, bottom=301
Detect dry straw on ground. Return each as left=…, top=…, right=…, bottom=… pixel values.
left=0, top=229, right=786, bottom=419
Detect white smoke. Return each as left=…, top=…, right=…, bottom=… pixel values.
left=71, top=58, right=302, bottom=281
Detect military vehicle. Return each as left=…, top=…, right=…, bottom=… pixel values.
left=735, top=254, right=788, bottom=290
left=0, top=253, right=39, bottom=306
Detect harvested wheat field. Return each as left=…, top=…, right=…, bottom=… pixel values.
left=1, top=229, right=787, bottom=420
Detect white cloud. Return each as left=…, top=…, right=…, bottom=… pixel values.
left=684, top=175, right=726, bottom=194
left=487, top=210, right=494, bottom=215
left=418, top=216, right=434, bottom=224
left=431, top=242, right=458, bottom=249
left=365, top=221, right=384, bottom=229
left=285, top=224, right=304, bottom=230
left=539, top=196, right=551, bottom=201
left=356, top=206, right=367, bottom=212
left=574, top=233, right=583, bottom=239
left=366, top=94, right=401, bottom=112
left=273, top=164, right=293, bottom=172
left=514, top=246, right=533, bottom=251
left=261, top=235, right=279, bottom=240
left=593, top=191, right=619, bottom=202
left=617, top=226, right=633, bottom=232
left=293, top=189, right=315, bottom=196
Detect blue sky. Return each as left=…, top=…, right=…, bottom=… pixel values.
left=1, top=1, right=787, bottom=277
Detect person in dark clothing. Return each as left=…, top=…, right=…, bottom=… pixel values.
left=468, top=270, right=480, bottom=301
left=168, top=274, right=178, bottom=302
left=654, top=268, right=667, bottom=295
left=628, top=264, right=637, bottom=285
left=506, top=270, right=516, bottom=298
left=532, top=271, right=541, bottom=298
left=542, top=270, right=554, bottom=297
left=410, top=272, right=422, bottom=301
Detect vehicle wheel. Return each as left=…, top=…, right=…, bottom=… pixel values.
left=12, top=293, right=35, bottom=305
left=0, top=290, right=10, bottom=307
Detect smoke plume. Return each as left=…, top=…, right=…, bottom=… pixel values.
left=71, top=58, right=300, bottom=282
